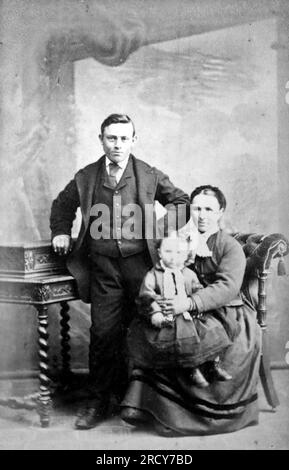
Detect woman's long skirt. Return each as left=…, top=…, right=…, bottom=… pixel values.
left=121, top=301, right=261, bottom=435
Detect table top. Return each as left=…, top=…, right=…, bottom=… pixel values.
left=0, top=273, right=75, bottom=284
left=0, top=272, right=79, bottom=305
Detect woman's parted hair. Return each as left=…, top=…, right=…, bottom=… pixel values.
left=190, top=185, right=227, bottom=210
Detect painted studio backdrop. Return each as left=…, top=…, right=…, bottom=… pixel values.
left=0, top=0, right=289, bottom=377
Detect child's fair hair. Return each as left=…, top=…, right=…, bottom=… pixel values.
left=155, top=234, right=189, bottom=250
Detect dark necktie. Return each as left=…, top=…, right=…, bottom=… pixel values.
left=108, top=162, right=120, bottom=187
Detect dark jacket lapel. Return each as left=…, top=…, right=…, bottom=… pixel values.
left=75, top=156, right=105, bottom=231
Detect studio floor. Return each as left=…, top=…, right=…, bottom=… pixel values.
left=0, top=369, right=288, bottom=450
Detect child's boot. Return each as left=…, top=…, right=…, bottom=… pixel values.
left=189, top=368, right=209, bottom=388
left=210, top=358, right=232, bottom=381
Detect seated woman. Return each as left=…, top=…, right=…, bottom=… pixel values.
left=120, top=185, right=261, bottom=436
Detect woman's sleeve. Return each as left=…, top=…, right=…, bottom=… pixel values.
left=137, top=270, right=163, bottom=317
left=191, top=237, right=246, bottom=313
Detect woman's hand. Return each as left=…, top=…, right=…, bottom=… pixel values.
left=157, top=297, right=192, bottom=315
left=183, top=311, right=193, bottom=321
left=151, top=312, right=166, bottom=328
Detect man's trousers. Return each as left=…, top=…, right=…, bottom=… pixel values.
left=88, top=249, right=152, bottom=403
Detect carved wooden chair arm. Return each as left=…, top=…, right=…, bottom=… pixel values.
left=233, top=232, right=289, bottom=276
left=233, top=232, right=289, bottom=326
left=232, top=232, right=289, bottom=410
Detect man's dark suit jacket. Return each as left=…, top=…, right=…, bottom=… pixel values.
left=50, top=154, right=190, bottom=302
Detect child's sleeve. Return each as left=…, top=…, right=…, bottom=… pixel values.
left=136, top=270, right=163, bottom=317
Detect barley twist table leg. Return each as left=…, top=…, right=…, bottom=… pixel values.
left=36, top=305, right=52, bottom=427
left=60, top=301, right=72, bottom=380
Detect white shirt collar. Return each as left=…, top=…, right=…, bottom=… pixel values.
left=105, top=155, right=130, bottom=170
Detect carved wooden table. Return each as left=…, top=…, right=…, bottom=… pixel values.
left=0, top=241, right=79, bottom=427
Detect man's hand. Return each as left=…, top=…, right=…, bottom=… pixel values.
left=52, top=235, right=72, bottom=256
left=151, top=311, right=166, bottom=328
left=157, top=296, right=191, bottom=315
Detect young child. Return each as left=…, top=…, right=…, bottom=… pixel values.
left=127, top=235, right=232, bottom=387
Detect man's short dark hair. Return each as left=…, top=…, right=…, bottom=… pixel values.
left=100, top=114, right=135, bottom=136
left=190, top=185, right=227, bottom=210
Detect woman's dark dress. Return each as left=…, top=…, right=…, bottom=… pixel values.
left=121, top=230, right=261, bottom=435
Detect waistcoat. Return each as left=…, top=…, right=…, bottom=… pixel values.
left=89, top=157, right=146, bottom=257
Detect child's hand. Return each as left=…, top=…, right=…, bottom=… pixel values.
left=151, top=312, right=165, bottom=328
left=162, top=313, right=174, bottom=328
left=183, top=311, right=192, bottom=321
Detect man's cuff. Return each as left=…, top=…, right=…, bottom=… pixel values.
left=51, top=231, right=71, bottom=240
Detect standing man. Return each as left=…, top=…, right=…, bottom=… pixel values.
left=50, top=114, right=190, bottom=429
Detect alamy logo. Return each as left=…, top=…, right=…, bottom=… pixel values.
left=89, top=197, right=188, bottom=240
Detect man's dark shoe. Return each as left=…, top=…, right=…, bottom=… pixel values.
left=210, top=360, right=232, bottom=382
left=74, top=401, right=109, bottom=430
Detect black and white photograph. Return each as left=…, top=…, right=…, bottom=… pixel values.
left=0, top=0, right=288, bottom=453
